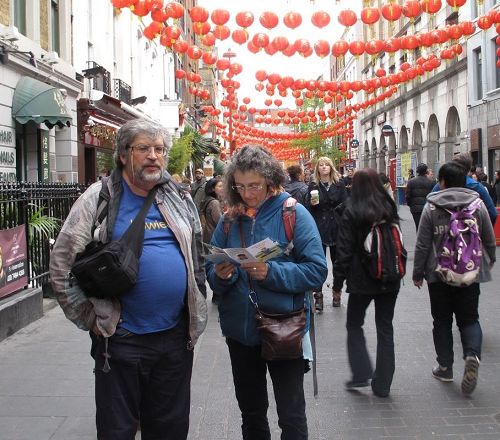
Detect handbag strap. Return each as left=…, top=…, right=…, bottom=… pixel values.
left=120, top=187, right=158, bottom=257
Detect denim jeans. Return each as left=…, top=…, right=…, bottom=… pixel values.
left=346, top=291, right=398, bottom=395
left=226, top=338, right=308, bottom=440
left=428, top=282, right=482, bottom=369
left=90, top=318, right=193, bottom=440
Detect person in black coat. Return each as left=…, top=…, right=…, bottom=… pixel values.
left=284, top=165, right=308, bottom=205
left=493, top=170, right=500, bottom=206
left=333, top=168, right=402, bottom=398
left=305, top=157, right=347, bottom=310
left=406, top=163, right=435, bottom=230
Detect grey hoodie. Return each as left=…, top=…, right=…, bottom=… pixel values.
left=413, top=188, right=496, bottom=284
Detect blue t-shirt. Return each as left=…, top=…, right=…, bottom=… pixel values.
left=112, top=181, right=187, bottom=334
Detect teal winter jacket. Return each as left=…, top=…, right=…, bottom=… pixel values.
left=206, top=192, right=327, bottom=347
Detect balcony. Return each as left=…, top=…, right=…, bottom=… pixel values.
left=82, top=61, right=111, bottom=95
left=113, top=79, right=131, bottom=104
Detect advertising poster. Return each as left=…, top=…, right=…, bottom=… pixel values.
left=0, top=225, right=28, bottom=299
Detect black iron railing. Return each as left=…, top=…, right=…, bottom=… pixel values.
left=0, top=182, right=86, bottom=293
left=83, top=61, right=111, bottom=95
left=114, top=78, right=132, bottom=104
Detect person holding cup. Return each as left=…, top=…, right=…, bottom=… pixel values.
left=306, top=157, right=347, bottom=311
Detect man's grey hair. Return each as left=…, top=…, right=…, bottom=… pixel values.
left=114, top=119, right=172, bottom=169
left=223, top=145, right=286, bottom=207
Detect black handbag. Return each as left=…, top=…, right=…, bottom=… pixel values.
left=71, top=186, right=157, bottom=299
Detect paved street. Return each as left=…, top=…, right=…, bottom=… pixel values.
left=0, top=206, right=499, bottom=440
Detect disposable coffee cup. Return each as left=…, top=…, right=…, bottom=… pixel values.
left=310, top=189, right=319, bottom=205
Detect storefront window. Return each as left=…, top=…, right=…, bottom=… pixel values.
left=95, top=150, right=114, bottom=180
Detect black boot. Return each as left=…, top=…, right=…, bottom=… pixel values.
left=332, top=290, right=341, bottom=308
left=314, top=292, right=324, bottom=312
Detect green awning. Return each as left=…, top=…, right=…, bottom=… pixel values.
left=12, top=76, right=72, bottom=128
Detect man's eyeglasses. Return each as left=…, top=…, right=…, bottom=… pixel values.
left=231, top=184, right=265, bottom=193
left=129, top=144, right=167, bottom=156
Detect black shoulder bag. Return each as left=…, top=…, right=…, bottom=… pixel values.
left=71, top=186, right=157, bottom=299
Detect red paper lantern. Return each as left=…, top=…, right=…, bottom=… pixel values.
left=282, top=45, right=296, bottom=57
left=189, top=6, right=209, bottom=23
left=131, top=1, right=149, bottom=17
left=338, top=9, right=357, bottom=27
left=446, top=0, right=466, bottom=9
left=447, top=24, right=463, bottom=40
left=264, top=44, right=278, bottom=56
left=294, top=39, right=311, bottom=55
left=260, top=11, right=279, bottom=29
left=165, top=2, right=184, bottom=19
left=211, top=9, right=230, bottom=26
left=230, top=63, right=243, bottom=75
left=193, top=22, right=210, bottom=35
left=401, top=35, right=419, bottom=50
left=402, top=0, right=422, bottom=19
left=421, top=0, right=442, bottom=15
left=272, top=36, right=290, bottom=52
left=202, top=52, right=216, bottom=65
left=274, top=99, right=282, bottom=107
left=283, top=11, right=303, bottom=29
left=459, top=21, right=475, bottom=35
left=365, top=39, right=383, bottom=55
left=201, top=32, right=216, bottom=47
left=216, top=59, right=230, bottom=70
left=349, top=40, right=365, bottom=56
left=314, top=40, right=330, bottom=57
left=187, top=45, right=202, bottom=60
left=173, top=39, right=188, bottom=53
left=252, top=33, right=270, bottom=48
left=232, top=29, right=248, bottom=45
left=247, top=41, right=260, bottom=54
left=376, top=68, right=386, bottom=77
left=361, top=7, right=380, bottom=25
left=311, top=11, right=331, bottom=28
left=381, top=3, right=402, bottom=21
left=235, top=11, right=254, bottom=28
left=331, top=40, right=349, bottom=57
left=151, top=7, right=168, bottom=23
left=477, top=16, right=492, bottom=30
left=255, top=70, right=268, bottom=82
left=268, top=73, right=282, bottom=85
left=214, top=25, right=230, bottom=40
left=174, top=69, right=186, bottom=80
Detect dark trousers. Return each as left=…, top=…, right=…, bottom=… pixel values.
left=428, top=282, right=482, bottom=369
left=411, top=212, right=422, bottom=231
left=346, top=291, right=398, bottom=395
left=90, top=319, right=193, bottom=440
left=226, top=338, right=308, bottom=440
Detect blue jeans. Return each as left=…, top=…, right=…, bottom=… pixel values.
left=226, top=338, right=308, bottom=440
left=428, top=282, right=482, bottom=369
left=346, top=291, right=398, bottom=395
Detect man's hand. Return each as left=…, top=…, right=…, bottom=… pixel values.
left=215, top=262, right=236, bottom=280
left=413, top=279, right=423, bottom=289
left=240, top=262, right=269, bottom=281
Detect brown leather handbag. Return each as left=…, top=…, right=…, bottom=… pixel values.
left=250, top=291, right=306, bottom=361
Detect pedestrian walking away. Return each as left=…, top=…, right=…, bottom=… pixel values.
left=284, top=164, right=308, bottom=205
left=49, top=119, right=208, bottom=440
left=305, top=156, right=347, bottom=310
left=333, top=168, right=404, bottom=398
left=206, top=145, right=327, bottom=440
left=406, top=163, right=435, bottom=230
left=413, top=161, right=496, bottom=396
left=192, top=168, right=207, bottom=213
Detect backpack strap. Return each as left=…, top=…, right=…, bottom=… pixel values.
left=282, top=197, right=297, bottom=255
left=92, top=176, right=110, bottom=241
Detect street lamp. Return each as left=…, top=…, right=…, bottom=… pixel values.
left=222, top=49, right=237, bottom=156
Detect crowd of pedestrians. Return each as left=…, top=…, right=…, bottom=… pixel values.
left=48, top=119, right=497, bottom=440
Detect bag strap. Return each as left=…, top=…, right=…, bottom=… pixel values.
left=121, top=187, right=158, bottom=257
left=91, top=177, right=111, bottom=240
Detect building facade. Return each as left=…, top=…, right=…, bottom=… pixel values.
left=0, top=0, right=81, bottom=183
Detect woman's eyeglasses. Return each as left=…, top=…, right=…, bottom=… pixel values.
left=129, top=145, right=167, bottom=157
left=231, top=184, right=265, bottom=193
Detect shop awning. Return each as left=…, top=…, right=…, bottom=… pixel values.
left=12, top=76, right=72, bottom=128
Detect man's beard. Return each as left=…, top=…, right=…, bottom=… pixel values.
left=135, top=165, right=162, bottom=183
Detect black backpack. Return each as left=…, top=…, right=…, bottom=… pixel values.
left=362, top=222, right=407, bottom=286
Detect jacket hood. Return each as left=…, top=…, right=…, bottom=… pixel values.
left=426, top=187, right=479, bottom=209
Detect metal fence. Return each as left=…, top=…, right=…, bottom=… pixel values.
left=0, top=182, right=86, bottom=293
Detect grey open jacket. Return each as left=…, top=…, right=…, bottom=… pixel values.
left=413, top=188, right=496, bottom=284
left=49, top=170, right=208, bottom=345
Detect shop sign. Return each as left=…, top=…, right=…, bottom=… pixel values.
left=39, top=131, right=50, bottom=182
left=382, top=124, right=394, bottom=136
left=0, top=225, right=28, bottom=299
left=203, top=155, right=214, bottom=177
left=0, top=127, right=17, bottom=182
left=88, top=124, right=117, bottom=143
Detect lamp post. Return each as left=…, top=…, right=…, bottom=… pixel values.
left=222, top=49, right=236, bottom=156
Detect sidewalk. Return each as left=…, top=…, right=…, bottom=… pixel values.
left=1, top=206, right=500, bottom=439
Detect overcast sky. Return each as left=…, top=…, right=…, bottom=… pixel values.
left=197, top=0, right=346, bottom=108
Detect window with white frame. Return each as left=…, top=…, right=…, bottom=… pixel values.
left=13, top=0, right=26, bottom=35
left=473, top=47, right=483, bottom=100
left=51, top=0, right=60, bottom=53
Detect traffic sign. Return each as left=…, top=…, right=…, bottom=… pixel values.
left=382, top=124, right=393, bottom=136
left=350, top=139, right=359, bottom=148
